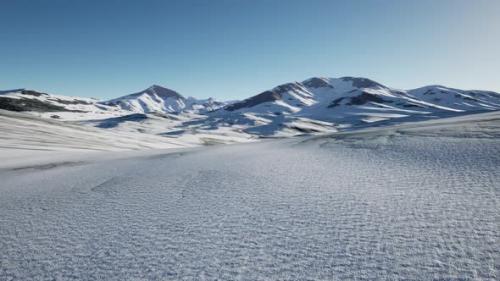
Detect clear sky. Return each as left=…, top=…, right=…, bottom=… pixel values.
left=1, top=0, right=499, bottom=100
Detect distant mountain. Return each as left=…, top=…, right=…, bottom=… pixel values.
left=210, top=77, right=500, bottom=135
left=222, top=77, right=500, bottom=115
left=101, top=85, right=227, bottom=114
left=1, top=77, right=499, bottom=140
left=0, top=89, right=109, bottom=113
left=102, top=85, right=186, bottom=113
left=0, top=85, right=228, bottom=120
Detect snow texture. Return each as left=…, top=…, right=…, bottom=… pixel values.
left=0, top=112, right=499, bottom=280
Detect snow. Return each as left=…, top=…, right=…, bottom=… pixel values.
left=2, top=77, right=500, bottom=140
left=0, top=109, right=257, bottom=166
left=0, top=111, right=499, bottom=280
left=0, top=89, right=132, bottom=121
left=211, top=77, right=500, bottom=137
left=0, top=110, right=190, bottom=152
left=103, top=85, right=227, bottom=114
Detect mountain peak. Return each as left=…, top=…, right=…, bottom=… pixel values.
left=100, top=84, right=186, bottom=113
left=340, top=77, right=386, bottom=89
left=0, top=88, right=25, bottom=95
left=302, top=77, right=333, bottom=88
left=273, top=82, right=305, bottom=94
left=142, top=84, right=184, bottom=100
left=148, top=84, right=168, bottom=90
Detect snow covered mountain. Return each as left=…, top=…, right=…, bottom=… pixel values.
left=0, top=88, right=127, bottom=121
left=0, top=85, right=227, bottom=120
left=2, top=77, right=500, bottom=141
left=208, top=77, right=500, bottom=135
left=0, top=89, right=101, bottom=112
left=101, top=85, right=227, bottom=114
left=221, top=77, right=500, bottom=117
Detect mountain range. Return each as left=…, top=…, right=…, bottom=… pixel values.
left=2, top=76, right=500, bottom=144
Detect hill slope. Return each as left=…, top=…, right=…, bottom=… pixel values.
left=1, top=111, right=498, bottom=280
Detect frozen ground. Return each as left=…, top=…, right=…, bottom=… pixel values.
left=0, top=112, right=499, bottom=280
left=0, top=110, right=255, bottom=164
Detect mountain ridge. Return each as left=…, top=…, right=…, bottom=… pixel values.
left=2, top=76, right=500, bottom=140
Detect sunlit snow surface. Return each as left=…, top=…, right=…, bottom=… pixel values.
left=1, top=113, right=499, bottom=280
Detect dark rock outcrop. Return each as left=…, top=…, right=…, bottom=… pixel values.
left=302, top=77, right=333, bottom=88
left=0, top=97, right=79, bottom=112
left=225, top=91, right=282, bottom=111
left=96, top=113, right=149, bottom=128
left=347, top=92, right=386, bottom=105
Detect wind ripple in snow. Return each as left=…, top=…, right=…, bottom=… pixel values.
left=0, top=114, right=499, bottom=280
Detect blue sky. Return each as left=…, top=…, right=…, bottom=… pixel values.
left=1, top=0, right=499, bottom=100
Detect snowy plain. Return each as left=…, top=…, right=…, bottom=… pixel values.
left=0, top=111, right=499, bottom=280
